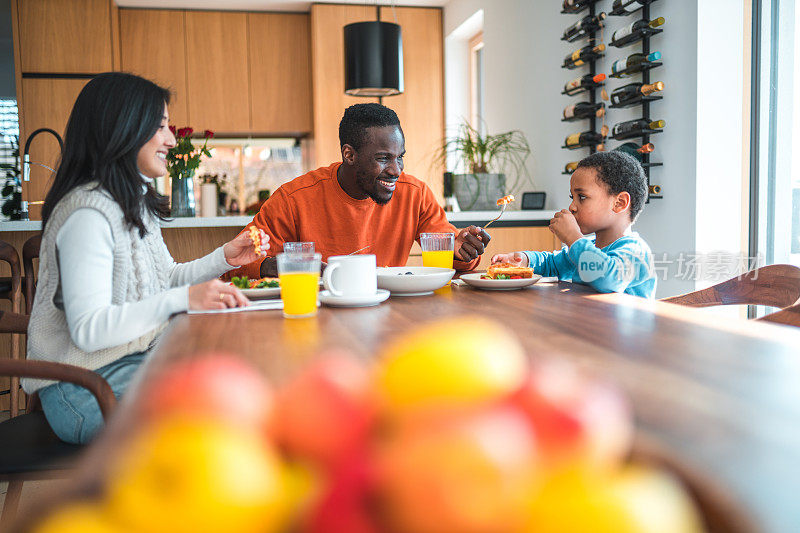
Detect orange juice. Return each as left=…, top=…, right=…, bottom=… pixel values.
left=279, top=272, right=320, bottom=317
left=422, top=250, right=454, bottom=269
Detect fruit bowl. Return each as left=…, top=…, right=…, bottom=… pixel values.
left=377, top=266, right=456, bottom=296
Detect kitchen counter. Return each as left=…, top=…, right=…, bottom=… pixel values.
left=0, top=210, right=556, bottom=232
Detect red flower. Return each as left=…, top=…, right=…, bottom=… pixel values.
left=177, top=127, right=194, bottom=138
left=169, top=125, right=177, bottom=135
left=204, top=130, right=215, bottom=139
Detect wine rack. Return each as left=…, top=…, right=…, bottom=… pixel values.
left=560, top=1, right=605, bottom=173
left=608, top=0, right=663, bottom=200
left=560, top=0, right=664, bottom=200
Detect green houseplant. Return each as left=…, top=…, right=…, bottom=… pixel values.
left=438, top=123, right=532, bottom=210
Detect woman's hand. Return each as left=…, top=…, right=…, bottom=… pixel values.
left=188, top=279, right=249, bottom=310
left=223, top=228, right=269, bottom=267
left=490, top=252, right=529, bottom=267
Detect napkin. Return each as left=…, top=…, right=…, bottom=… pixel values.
left=188, top=299, right=284, bottom=315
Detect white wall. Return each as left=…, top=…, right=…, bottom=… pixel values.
left=444, top=0, right=747, bottom=298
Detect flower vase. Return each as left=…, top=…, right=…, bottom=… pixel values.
left=171, top=171, right=196, bottom=217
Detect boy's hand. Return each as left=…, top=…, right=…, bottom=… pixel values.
left=549, top=210, right=583, bottom=246
left=490, top=252, right=529, bottom=267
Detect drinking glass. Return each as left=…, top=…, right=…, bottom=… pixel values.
left=420, top=232, right=455, bottom=269
left=283, top=242, right=315, bottom=255
left=277, top=252, right=321, bottom=318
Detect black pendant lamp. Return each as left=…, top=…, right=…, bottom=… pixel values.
left=344, top=19, right=404, bottom=97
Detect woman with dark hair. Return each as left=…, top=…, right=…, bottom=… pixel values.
left=22, top=72, right=269, bottom=444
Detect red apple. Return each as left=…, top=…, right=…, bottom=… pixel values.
left=138, top=353, right=273, bottom=433
left=271, top=352, right=375, bottom=470
left=510, top=361, right=633, bottom=474
left=303, top=455, right=379, bottom=533
left=375, top=405, right=539, bottom=533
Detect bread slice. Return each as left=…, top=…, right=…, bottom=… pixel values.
left=484, top=262, right=534, bottom=279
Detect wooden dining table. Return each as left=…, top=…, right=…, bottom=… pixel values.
left=22, top=279, right=800, bottom=533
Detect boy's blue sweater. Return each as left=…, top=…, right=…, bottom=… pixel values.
left=523, top=232, right=656, bottom=298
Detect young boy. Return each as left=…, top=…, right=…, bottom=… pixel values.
left=492, top=150, right=656, bottom=298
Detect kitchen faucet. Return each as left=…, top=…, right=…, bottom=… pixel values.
left=17, top=128, right=64, bottom=219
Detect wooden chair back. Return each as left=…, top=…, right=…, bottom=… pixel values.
left=662, top=264, right=800, bottom=309
left=758, top=302, right=800, bottom=328
left=0, top=240, right=23, bottom=417
left=22, top=234, right=42, bottom=315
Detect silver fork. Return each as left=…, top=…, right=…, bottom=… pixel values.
left=483, top=202, right=509, bottom=229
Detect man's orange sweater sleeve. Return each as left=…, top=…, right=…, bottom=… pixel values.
left=416, top=184, right=480, bottom=271
left=223, top=189, right=297, bottom=280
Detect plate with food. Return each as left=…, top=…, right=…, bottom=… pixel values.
left=229, top=276, right=281, bottom=299
left=460, top=263, right=541, bottom=290
left=377, top=266, right=456, bottom=296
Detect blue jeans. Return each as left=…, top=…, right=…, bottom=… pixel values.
left=38, top=352, right=147, bottom=444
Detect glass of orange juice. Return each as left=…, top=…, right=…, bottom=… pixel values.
left=420, top=232, right=455, bottom=269
left=277, top=252, right=321, bottom=318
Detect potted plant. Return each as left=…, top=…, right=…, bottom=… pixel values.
left=438, top=123, right=532, bottom=211
left=166, top=127, right=214, bottom=217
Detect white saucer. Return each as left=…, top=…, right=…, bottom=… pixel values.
left=318, top=289, right=390, bottom=308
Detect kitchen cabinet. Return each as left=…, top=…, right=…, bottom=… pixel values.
left=248, top=13, right=312, bottom=135
left=17, top=0, right=116, bottom=73
left=310, top=4, right=379, bottom=167
left=185, top=11, right=250, bottom=133
left=310, top=5, right=444, bottom=200
left=119, top=9, right=189, bottom=128
left=20, top=78, right=90, bottom=219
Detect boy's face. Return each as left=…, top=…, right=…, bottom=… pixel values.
left=568, top=167, right=625, bottom=234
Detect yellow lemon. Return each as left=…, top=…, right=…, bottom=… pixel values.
left=33, top=502, right=119, bottom=533
left=105, top=418, right=287, bottom=533
left=376, top=315, right=527, bottom=415
left=525, top=465, right=704, bottom=533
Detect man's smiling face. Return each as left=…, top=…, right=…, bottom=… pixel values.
left=352, top=125, right=405, bottom=205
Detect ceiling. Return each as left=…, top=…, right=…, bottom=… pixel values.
left=115, top=0, right=448, bottom=11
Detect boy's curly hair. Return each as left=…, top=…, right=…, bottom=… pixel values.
left=577, top=150, right=647, bottom=222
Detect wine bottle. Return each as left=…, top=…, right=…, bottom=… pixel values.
left=613, top=142, right=654, bottom=161
left=564, top=73, right=606, bottom=95
left=610, top=81, right=664, bottom=106
left=610, top=0, right=656, bottom=16
left=565, top=161, right=580, bottom=173
left=649, top=184, right=661, bottom=195
left=563, top=44, right=606, bottom=69
left=565, top=131, right=605, bottom=149
left=611, top=51, right=661, bottom=77
left=563, top=101, right=605, bottom=120
left=562, top=12, right=606, bottom=42
left=612, top=119, right=665, bottom=140
left=611, top=17, right=665, bottom=47
left=562, top=0, right=599, bottom=14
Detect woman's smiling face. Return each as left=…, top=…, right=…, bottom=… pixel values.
left=137, top=103, right=176, bottom=179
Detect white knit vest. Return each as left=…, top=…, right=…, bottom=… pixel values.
left=23, top=184, right=171, bottom=393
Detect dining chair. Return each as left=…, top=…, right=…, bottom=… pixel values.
left=757, top=302, right=800, bottom=328
left=0, top=239, right=23, bottom=417
left=22, top=233, right=42, bottom=315
left=661, top=264, right=800, bottom=311
left=0, top=311, right=116, bottom=529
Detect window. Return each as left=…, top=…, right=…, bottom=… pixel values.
left=469, top=31, right=485, bottom=133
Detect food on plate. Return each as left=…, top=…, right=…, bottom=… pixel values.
left=496, top=194, right=515, bottom=206
left=482, top=262, right=534, bottom=280
left=230, top=276, right=280, bottom=290
left=248, top=226, right=262, bottom=255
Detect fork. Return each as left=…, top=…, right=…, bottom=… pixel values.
left=483, top=202, right=509, bottom=229
left=347, top=244, right=372, bottom=255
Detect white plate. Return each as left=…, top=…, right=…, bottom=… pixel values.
left=459, top=272, right=542, bottom=290
left=319, top=289, right=391, bottom=307
left=377, top=267, right=456, bottom=296
left=239, top=286, right=281, bottom=299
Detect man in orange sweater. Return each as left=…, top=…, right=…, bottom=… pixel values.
left=228, top=103, right=491, bottom=279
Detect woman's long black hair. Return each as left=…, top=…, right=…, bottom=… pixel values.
left=41, top=72, right=172, bottom=237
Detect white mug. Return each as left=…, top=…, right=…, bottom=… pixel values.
left=323, top=254, right=377, bottom=297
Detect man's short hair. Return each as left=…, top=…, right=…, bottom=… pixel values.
left=577, top=150, right=648, bottom=222
left=339, top=103, right=402, bottom=150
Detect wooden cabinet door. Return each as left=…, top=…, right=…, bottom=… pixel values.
left=248, top=13, right=312, bottom=135
left=20, top=78, right=89, bottom=219
left=185, top=11, right=250, bottom=133
left=310, top=4, right=378, bottom=168
left=119, top=9, right=189, bottom=128
left=18, top=0, right=114, bottom=73
left=380, top=7, right=445, bottom=201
